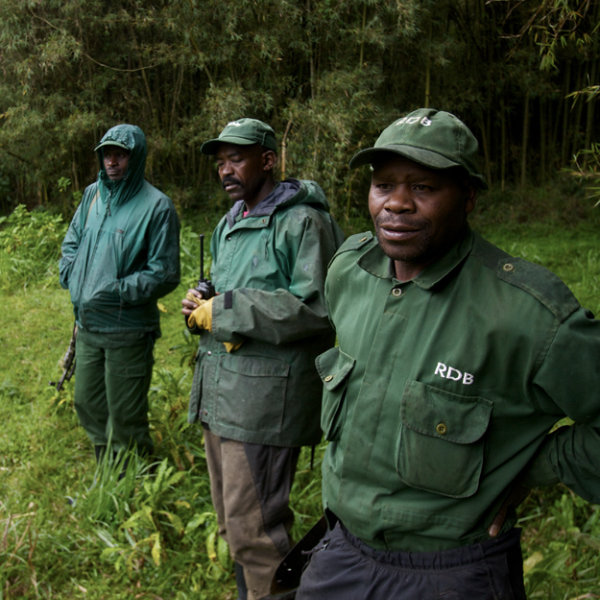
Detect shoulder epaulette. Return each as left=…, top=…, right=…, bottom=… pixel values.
left=335, top=231, right=375, bottom=255
left=496, top=256, right=580, bottom=322
left=328, top=231, right=374, bottom=270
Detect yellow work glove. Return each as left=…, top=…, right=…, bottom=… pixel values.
left=187, top=296, right=214, bottom=331
left=223, top=340, right=243, bottom=353
left=186, top=290, right=207, bottom=305
left=186, top=291, right=243, bottom=352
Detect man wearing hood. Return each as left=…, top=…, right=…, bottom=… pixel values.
left=60, top=124, right=180, bottom=464
left=181, top=118, right=344, bottom=600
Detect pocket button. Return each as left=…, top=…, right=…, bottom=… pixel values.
left=436, top=422, right=448, bottom=435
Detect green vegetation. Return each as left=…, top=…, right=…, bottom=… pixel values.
left=0, top=178, right=599, bottom=598
left=0, top=0, right=598, bottom=218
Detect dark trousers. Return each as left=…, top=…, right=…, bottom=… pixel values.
left=203, top=429, right=300, bottom=600
left=296, top=522, right=526, bottom=600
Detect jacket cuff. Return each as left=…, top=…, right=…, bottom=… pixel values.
left=211, top=291, right=243, bottom=344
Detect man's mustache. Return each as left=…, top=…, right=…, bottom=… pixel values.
left=222, top=176, right=241, bottom=189
left=375, top=215, right=426, bottom=230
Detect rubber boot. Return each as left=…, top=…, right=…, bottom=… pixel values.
left=234, top=562, right=247, bottom=600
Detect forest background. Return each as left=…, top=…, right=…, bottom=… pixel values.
left=0, top=0, right=599, bottom=599
left=0, top=0, right=599, bottom=215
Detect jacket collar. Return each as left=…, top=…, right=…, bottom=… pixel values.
left=358, top=228, right=474, bottom=289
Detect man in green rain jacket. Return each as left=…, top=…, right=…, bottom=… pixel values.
left=60, top=124, right=180, bottom=462
left=296, top=109, right=600, bottom=599
left=181, top=118, right=344, bottom=600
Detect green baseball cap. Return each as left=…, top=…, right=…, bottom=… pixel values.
left=201, top=118, right=277, bottom=154
left=349, top=108, right=487, bottom=189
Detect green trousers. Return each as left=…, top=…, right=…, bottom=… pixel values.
left=74, top=329, right=155, bottom=455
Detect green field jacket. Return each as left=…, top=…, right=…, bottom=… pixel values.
left=59, top=124, right=180, bottom=334
left=320, top=229, right=600, bottom=551
left=188, top=179, right=344, bottom=447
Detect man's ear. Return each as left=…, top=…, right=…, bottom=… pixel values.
left=465, top=186, right=477, bottom=215
left=262, top=150, right=277, bottom=172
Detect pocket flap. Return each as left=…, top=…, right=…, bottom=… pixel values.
left=220, top=354, right=290, bottom=378
left=316, top=346, right=356, bottom=391
left=401, top=380, right=492, bottom=444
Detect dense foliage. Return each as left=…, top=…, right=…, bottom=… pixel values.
left=0, top=0, right=598, bottom=218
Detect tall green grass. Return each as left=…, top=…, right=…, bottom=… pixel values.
left=1, top=178, right=599, bottom=599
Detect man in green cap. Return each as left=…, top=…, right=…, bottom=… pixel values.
left=60, top=124, right=180, bottom=465
left=295, top=108, right=600, bottom=598
left=181, top=118, right=344, bottom=600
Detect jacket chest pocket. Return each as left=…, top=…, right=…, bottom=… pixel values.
left=81, top=227, right=125, bottom=306
left=397, top=380, right=492, bottom=498
left=316, top=347, right=356, bottom=441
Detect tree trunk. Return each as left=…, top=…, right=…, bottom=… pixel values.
left=583, top=58, right=597, bottom=152
left=521, top=93, right=530, bottom=188
left=539, top=97, right=546, bottom=183
left=500, top=98, right=506, bottom=192
left=560, top=60, right=572, bottom=165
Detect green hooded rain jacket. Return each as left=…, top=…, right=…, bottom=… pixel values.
left=189, top=179, right=344, bottom=447
left=59, top=124, right=180, bottom=335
